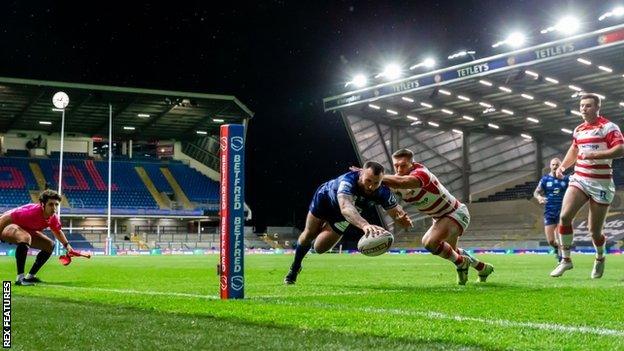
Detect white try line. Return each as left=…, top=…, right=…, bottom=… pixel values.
left=34, top=285, right=624, bottom=337
left=271, top=301, right=624, bottom=337
left=40, top=284, right=400, bottom=300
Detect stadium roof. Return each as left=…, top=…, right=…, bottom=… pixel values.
left=0, top=77, right=254, bottom=140
left=324, top=23, right=624, bottom=141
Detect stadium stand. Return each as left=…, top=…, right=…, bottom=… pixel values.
left=0, top=156, right=219, bottom=212
left=475, top=181, right=538, bottom=202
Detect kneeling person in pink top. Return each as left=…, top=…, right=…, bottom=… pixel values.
left=0, top=189, right=73, bottom=285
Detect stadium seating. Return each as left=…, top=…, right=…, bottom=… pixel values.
left=0, top=156, right=219, bottom=212
left=475, top=181, right=538, bottom=202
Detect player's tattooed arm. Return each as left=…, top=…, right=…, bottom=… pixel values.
left=337, top=194, right=369, bottom=229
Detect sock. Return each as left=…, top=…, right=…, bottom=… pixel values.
left=558, top=225, right=573, bottom=261
left=432, top=242, right=463, bottom=265
left=291, top=242, right=311, bottom=270
left=28, top=250, right=52, bottom=276
left=15, top=243, right=29, bottom=276
left=592, top=235, right=606, bottom=260
left=456, top=248, right=485, bottom=271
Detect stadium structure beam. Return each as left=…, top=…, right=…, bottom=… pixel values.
left=65, top=94, right=93, bottom=124
left=4, top=89, right=47, bottom=132
left=132, top=103, right=178, bottom=137
left=461, top=131, right=470, bottom=203
left=401, top=131, right=463, bottom=171
left=535, top=139, right=544, bottom=180
left=374, top=123, right=393, bottom=168
left=182, top=102, right=232, bottom=136
left=90, top=99, right=135, bottom=135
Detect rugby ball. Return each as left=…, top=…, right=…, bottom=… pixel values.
left=357, top=230, right=394, bottom=256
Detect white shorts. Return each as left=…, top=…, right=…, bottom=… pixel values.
left=568, top=174, right=614, bottom=205
left=435, top=203, right=470, bottom=235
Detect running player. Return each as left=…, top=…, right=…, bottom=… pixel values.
left=383, top=149, right=494, bottom=285
left=534, top=157, right=569, bottom=261
left=550, top=93, right=624, bottom=278
left=283, top=161, right=412, bottom=285
left=0, top=189, right=74, bottom=285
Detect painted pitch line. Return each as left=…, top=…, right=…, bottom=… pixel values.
left=41, top=284, right=399, bottom=300
left=274, top=301, right=624, bottom=337
left=37, top=285, right=624, bottom=337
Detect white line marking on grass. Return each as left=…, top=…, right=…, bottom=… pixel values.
left=42, top=284, right=399, bottom=300
left=44, top=285, right=221, bottom=300
left=273, top=301, right=624, bottom=337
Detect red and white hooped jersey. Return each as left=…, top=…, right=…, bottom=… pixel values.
left=392, top=163, right=461, bottom=219
left=572, top=116, right=624, bottom=182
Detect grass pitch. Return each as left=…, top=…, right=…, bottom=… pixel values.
left=2, top=253, right=623, bottom=350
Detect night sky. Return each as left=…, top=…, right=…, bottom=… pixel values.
left=0, top=0, right=612, bottom=229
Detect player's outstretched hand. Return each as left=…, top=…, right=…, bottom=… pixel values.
left=537, top=196, right=547, bottom=205
left=395, top=212, right=413, bottom=229
left=363, top=224, right=385, bottom=237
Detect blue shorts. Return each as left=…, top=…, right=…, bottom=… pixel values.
left=543, top=211, right=560, bottom=226
left=309, top=186, right=365, bottom=238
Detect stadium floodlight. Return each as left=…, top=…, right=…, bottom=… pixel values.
left=561, top=128, right=573, bottom=134
left=441, top=109, right=454, bottom=115
left=620, top=101, right=624, bottom=107
left=521, top=133, right=533, bottom=139
left=541, top=16, right=580, bottom=35
left=488, top=123, right=500, bottom=129
left=571, top=110, right=582, bottom=116
left=599, top=6, right=624, bottom=21
left=386, top=109, right=398, bottom=115
left=598, top=65, right=613, bottom=72
left=196, top=130, right=208, bottom=135
left=213, top=118, right=225, bottom=123
left=462, top=115, right=474, bottom=121
left=39, top=121, right=52, bottom=125
left=479, top=102, right=492, bottom=107
left=345, top=73, right=368, bottom=88
left=448, top=50, right=476, bottom=60
left=492, top=32, right=526, bottom=48
left=501, top=109, right=514, bottom=115
left=438, top=89, right=451, bottom=95
left=452, top=129, right=463, bottom=134
left=378, top=64, right=402, bottom=79
left=457, top=95, right=470, bottom=101
left=420, top=102, right=433, bottom=108
left=527, top=117, right=540, bottom=123
left=544, top=101, right=557, bottom=107
left=525, top=70, right=539, bottom=78
left=368, top=104, right=381, bottom=110
left=427, top=121, right=440, bottom=127
left=406, top=115, right=419, bottom=121
left=137, top=113, right=150, bottom=118
left=410, top=121, right=422, bottom=126
left=123, top=126, right=135, bottom=130
left=498, top=86, right=512, bottom=93
left=568, top=85, right=583, bottom=91
left=577, top=58, right=592, bottom=65
left=410, top=58, right=436, bottom=70
left=401, top=96, right=414, bottom=103
left=521, top=94, right=534, bottom=100
left=544, top=77, right=559, bottom=84
left=479, top=80, right=493, bottom=86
